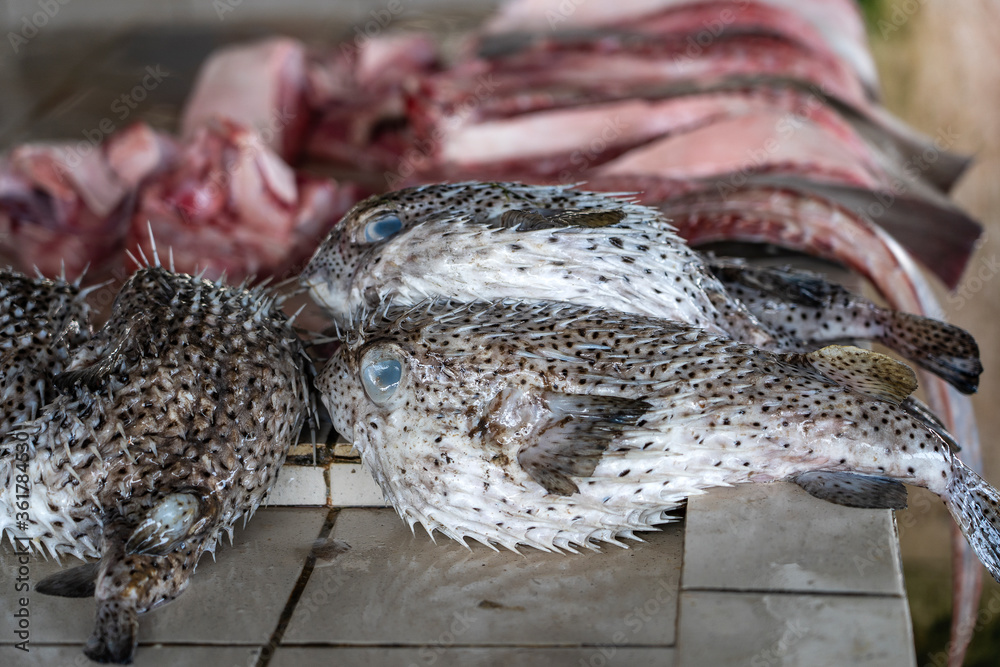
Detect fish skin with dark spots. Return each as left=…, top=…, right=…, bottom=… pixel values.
left=706, top=258, right=983, bottom=394
left=318, top=299, right=1000, bottom=585
left=0, top=266, right=313, bottom=665
left=300, top=181, right=782, bottom=348
left=301, top=181, right=982, bottom=392
left=0, top=269, right=93, bottom=437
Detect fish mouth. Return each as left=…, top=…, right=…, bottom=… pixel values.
left=299, top=273, right=321, bottom=292
left=298, top=269, right=327, bottom=298
left=304, top=280, right=331, bottom=307
left=301, top=279, right=351, bottom=325
left=298, top=264, right=322, bottom=289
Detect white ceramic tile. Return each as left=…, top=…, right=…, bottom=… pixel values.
left=327, top=463, right=389, bottom=507
left=271, top=646, right=674, bottom=667
left=0, top=542, right=101, bottom=645
left=265, top=465, right=327, bottom=506
left=140, top=507, right=325, bottom=644
left=675, top=591, right=916, bottom=667
left=0, top=644, right=260, bottom=667
left=283, top=508, right=682, bottom=646
left=0, top=508, right=325, bottom=646
left=683, top=482, right=905, bottom=596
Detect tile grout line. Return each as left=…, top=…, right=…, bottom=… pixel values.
left=680, top=586, right=905, bottom=598
left=254, top=507, right=341, bottom=667
left=674, top=511, right=688, bottom=666
left=270, top=642, right=677, bottom=649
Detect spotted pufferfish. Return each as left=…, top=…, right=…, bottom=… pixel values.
left=0, top=261, right=313, bottom=664
left=301, top=181, right=981, bottom=394
left=318, top=299, right=1000, bottom=588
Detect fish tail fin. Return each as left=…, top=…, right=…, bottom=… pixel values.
left=84, top=599, right=138, bottom=664
left=946, top=460, right=1000, bottom=583
left=876, top=310, right=982, bottom=394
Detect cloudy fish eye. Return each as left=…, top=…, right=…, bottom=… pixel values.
left=364, top=215, right=403, bottom=242
left=362, top=357, right=402, bottom=405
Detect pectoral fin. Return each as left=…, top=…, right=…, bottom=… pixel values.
left=497, top=208, right=625, bottom=231
left=498, top=210, right=549, bottom=229
left=56, top=315, right=150, bottom=391
left=125, top=491, right=219, bottom=556
left=806, top=345, right=917, bottom=406
left=793, top=471, right=908, bottom=509
left=516, top=392, right=651, bottom=496
left=35, top=562, right=99, bottom=598
left=549, top=209, right=625, bottom=228
left=55, top=344, right=128, bottom=391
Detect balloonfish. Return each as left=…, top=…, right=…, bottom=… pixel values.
left=0, top=263, right=313, bottom=664
left=301, top=182, right=981, bottom=393
left=317, top=299, right=1000, bottom=586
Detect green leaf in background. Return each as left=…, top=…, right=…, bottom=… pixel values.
left=857, top=0, right=885, bottom=26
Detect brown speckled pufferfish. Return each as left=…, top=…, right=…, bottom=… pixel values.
left=319, top=299, right=1000, bottom=586
left=301, top=182, right=981, bottom=394
left=0, top=261, right=313, bottom=664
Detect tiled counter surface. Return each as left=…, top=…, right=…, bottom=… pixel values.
left=0, top=462, right=915, bottom=667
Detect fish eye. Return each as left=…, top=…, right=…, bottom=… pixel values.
left=361, top=356, right=403, bottom=405
left=364, top=214, right=403, bottom=242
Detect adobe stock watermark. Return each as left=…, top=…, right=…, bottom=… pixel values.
left=214, top=0, right=406, bottom=37
left=7, top=0, right=72, bottom=54
left=172, top=107, right=297, bottom=224
left=556, top=116, right=629, bottom=184
left=947, top=234, right=997, bottom=311
left=853, top=487, right=941, bottom=578
left=406, top=611, right=474, bottom=667
left=10, top=535, right=31, bottom=653
left=51, top=65, right=170, bottom=173
left=338, top=0, right=407, bottom=57
left=384, top=74, right=499, bottom=188
left=669, top=0, right=754, bottom=72
left=749, top=617, right=811, bottom=667
left=545, top=0, right=586, bottom=29
left=923, top=588, right=1000, bottom=667
left=579, top=577, right=676, bottom=667
left=249, top=562, right=349, bottom=667
left=876, top=0, right=929, bottom=39
left=850, top=124, right=960, bottom=225
left=10, top=430, right=33, bottom=651
left=10, top=430, right=33, bottom=653
left=714, top=89, right=828, bottom=201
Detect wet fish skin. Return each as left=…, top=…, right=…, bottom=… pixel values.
left=302, top=182, right=982, bottom=392
left=0, top=269, right=92, bottom=436
left=706, top=258, right=983, bottom=393
left=300, top=181, right=780, bottom=347
left=319, top=299, right=1000, bottom=581
left=0, top=266, right=312, bottom=664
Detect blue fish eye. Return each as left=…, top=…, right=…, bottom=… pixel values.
left=364, top=215, right=403, bottom=242
left=362, top=358, right=402, bottom=405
